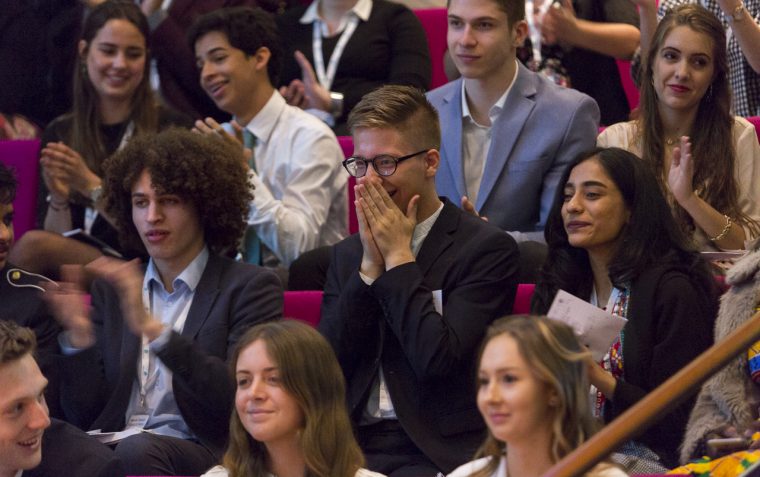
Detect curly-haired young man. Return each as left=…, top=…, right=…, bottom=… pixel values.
left=46, top=128, right=283, bottom=476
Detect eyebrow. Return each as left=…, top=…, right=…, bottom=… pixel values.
left=565, top=180, right=609, bottom=188
left=661, top=46, right=711, bottom=59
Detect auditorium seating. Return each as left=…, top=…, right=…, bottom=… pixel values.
left=413, top=8, right=449, bottom=90
left=0, top=139, right=41, bottom=239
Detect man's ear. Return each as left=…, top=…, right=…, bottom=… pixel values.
left=424, top=149, right=440, bottom=178
left=511, top=19, right=529, bottom=48
left=253, top=46, right=271, bottom=72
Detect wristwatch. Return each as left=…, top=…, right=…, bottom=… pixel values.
left=89, top=185, right=103, bottom=204
left=329, top=91, right=344, bottom=119
left=726, top=2, right=746, bottom=23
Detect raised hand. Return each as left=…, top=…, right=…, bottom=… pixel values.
left=279, top=80, right=307, bottom=108
left=541, top=0, right=578, bottom=45
left=40, top=142, right=100, bottom=196
left=292, top=50, right=331, bottom=112
left=357, top=178, right=418, bottom=270
left=41, top=265, right=94, bottom=349
left=460, top=196, right=488, bottom=221
left=355, top=187, right=385, bottom=280
left=86, top=257, right=165, bottom=340
left=668, top=136, right=696, bottom=206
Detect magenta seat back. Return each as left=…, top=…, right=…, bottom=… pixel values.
left=413, top=8, right=449, bottom=90
left=615, top=59, right=640, bottom=112
left=337, top=136, right=358, bottom=235
left=0, top=140, right=41, bottom=239
left=512, top=283, right=535, bottom=314
left=747, top=116, right=760, bottom=144
left=283, top=290, right=324, bottom=327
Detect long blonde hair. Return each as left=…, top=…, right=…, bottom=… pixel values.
left=471, top=315, right=598, bottom=477
left=223, top=320, right=365, bottom=477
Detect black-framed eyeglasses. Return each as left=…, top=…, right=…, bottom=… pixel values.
left=342, top=150, right=428, bottom=178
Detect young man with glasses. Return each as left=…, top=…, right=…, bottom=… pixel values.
left=320, top=85, right=520, bottom=477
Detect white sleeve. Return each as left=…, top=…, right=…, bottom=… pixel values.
left=248, top=126, right=346, bottom=266
left=733, top=117, right=760, bottom=242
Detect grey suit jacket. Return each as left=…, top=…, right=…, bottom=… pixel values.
left=428, top=63, right=600, bottom=236
left=59, top=253, right=283, bottom=455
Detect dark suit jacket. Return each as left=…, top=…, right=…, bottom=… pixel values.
left=59, top=253, right=283, bottom=456
left=24, top=418, right=124, bottom=477
left=427, top=63, right=599, bottom=237
left=0, top=264, right=63, bottom=418
left=319, top=199, right=519, bottom=473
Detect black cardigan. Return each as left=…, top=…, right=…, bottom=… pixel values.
left=606, top=262, right=718, bottom=467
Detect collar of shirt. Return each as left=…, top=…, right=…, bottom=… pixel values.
left=239, top=90, right=286, bottom=147
left=299, top=0, right=373, bottom=36
left=461, top=60, right=520, bottom=127
left=411, top=201, right=444, bottom=257
left=143, top=246, right=209, bottom=296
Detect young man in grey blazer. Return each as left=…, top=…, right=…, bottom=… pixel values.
left=428, top=0, right=600, bottom=241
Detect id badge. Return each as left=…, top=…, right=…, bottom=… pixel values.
left=126, top=413, right=149, bottom=430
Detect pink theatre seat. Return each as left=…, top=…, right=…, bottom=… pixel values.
left=0, top=140, right=41, bottom=239
left=413, top=8, right=449, bottom=90
left=337, top=136, right=358, bottom=235
left=512, top=283, right=535, bottom=314
left=747, top=116, right=760, bottom=144
left=283, top=290, right=324, bottom=327
left=615, top=59, right=640, bottom=112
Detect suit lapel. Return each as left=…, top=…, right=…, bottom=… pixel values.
left=440, top=80, right=467, bottom=201
left=181, top=254, right=221, bottom=339
left=476, top=64, right=538, bottom=211
left=415, top=200, right=458, bottom=276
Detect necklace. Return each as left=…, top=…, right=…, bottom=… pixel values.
left=665, top=137, right=678, bottom=146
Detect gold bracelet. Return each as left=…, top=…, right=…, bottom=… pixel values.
left=709, top=215, right=733, bottom=242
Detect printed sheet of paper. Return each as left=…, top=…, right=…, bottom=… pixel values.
left=547, top=289, right=627, bottom=361
left=86, top=427, right=145, bottom=445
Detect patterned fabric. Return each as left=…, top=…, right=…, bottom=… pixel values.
left=653, top=0, right=760, bottom=117
left=668, top=450, right=760, bottom=477
left=594, top=286, right=631, bottom=416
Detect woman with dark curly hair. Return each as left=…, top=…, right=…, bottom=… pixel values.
left=202, top=320, right=384, bottom=477
left=44, top=127, right=283, bottom=476
left=531, top=147, right=718, bottom=468
left=598, top=4, right=760, bottom=251
left=10, top=0, right=190, bottom=277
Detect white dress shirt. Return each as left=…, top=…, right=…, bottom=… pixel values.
left=460, top=61, right=519, bottom=205
left=240, top=90, right=348, bottom=266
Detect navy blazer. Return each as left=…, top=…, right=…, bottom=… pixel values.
left=428, top=63, right=599, bottom=236
left=23, top=418, right=125, bottom=477
left=320, top=199, right=520, bottom=473
left=59, top=253, right=283, bottom=456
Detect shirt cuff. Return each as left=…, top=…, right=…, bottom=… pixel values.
left=304, top=108, right=336, bottom=127
left=58, top=331, right=89, bottom=356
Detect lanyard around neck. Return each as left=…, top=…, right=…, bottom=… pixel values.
left=312, top=14, right=360, bottom=91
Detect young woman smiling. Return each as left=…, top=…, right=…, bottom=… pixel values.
left=448, top=315, right=626, bottom=477
left=9, top=0, right=189, bottom=277
left=531, top=147, right=718, bottom=468
left=598, top=4, right=760, bottom=251
left=202, top=320, right=385, bottom=477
